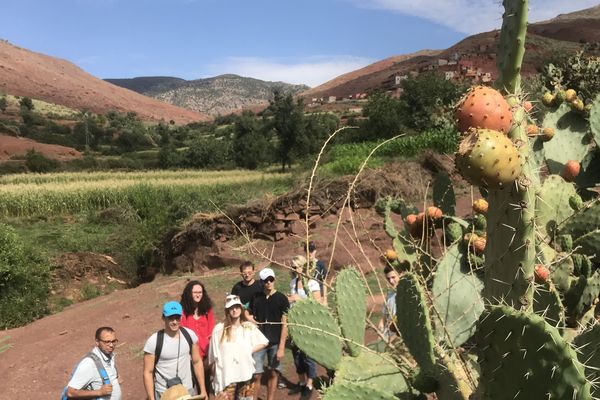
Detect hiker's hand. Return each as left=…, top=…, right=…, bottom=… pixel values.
left=199, top=389, right=208, bottom=399
left=99, top=384, right=113, bottom=396
left=276, top=347, right=285, bottom=361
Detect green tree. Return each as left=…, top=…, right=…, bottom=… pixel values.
left=361, top=91, right=403, bottom=140
left=268, top=90, right=305, bottom=171
left=185, top=136, right=233, bottom=169
left=233, top=111, right=273, bottom=169
left=398, top=72, right=466, bottom=132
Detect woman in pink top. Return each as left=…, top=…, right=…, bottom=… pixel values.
left=180, top=280, right=215, bottom=359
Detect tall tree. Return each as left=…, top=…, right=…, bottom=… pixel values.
left=268, top=90, right=305, bottom=171
left=233, top=111, right=273, bottom=169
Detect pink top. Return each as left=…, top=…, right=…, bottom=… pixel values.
left=181, top=309, right=215, bottom=358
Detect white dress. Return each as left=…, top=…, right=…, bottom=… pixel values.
left=208, top=321, right=268, bottom=393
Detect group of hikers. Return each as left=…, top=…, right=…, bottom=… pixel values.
left=63, top=241, right=380, bottom=400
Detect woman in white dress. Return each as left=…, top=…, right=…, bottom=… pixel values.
left=208, top=294, right=268, bottom=400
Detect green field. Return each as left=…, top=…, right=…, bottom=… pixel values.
left=0, top=169, right=293, bottom=216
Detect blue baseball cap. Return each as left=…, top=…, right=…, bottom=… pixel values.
left=162, top=301, right=183, bottom=317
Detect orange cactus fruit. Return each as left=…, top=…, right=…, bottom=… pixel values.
left=405, top=214, right=417, bottom=227
left=523, top=101, right=533, bottom=113
left=384, top=249, right=398, bottom=261
left=561, top=160, right=581, bottom=182
left=526, top=124, right=539, bottom=137
left=455, top=86, right=513, bottom=134
left=426, top=206, right=443, bottom=219
left=472, top=237, right=487, bottom=254
left=541, top=127, right=555, bottom=142
left=472, top=199, right=489, bottom=215
left=534, top=264, right=549, bottom=283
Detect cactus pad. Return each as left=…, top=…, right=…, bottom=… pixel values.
left=321, top=381, right=400, bottom=400
left=287, top=299, right=343, bottom=370
left=336, top=351, right=410, bottom=395
left=535, top=175, right=577, bottom=238
left=573, top=324, right=600, bottom=398
left=542, top=103, right=590, bottom=174
left=561, top=201, right=600, bottom=240
left=573, top=229, right=600, bottom=260
left=433, top=172, right=456, bottom=216
left=590, top=94, right=600, bottom=147
left=533, top=281, right=565, bottom=328
left=395, top=272, right=436, bottom=372
left=432, top=244, right=484, bottom=346
left=334, top=268, right=367, bottom=356
left=477, top=306, right=591, bottom=399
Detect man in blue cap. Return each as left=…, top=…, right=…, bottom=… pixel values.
left=142, top=301, right=207, bottom=400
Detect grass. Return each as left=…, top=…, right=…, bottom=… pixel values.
left=0, top=335, right=12, bottom=354
left=80, top=283, right=102, bottom=300
left=0, top=169, right=293, bottom=217
left=4, top=94, right=80, bottom=118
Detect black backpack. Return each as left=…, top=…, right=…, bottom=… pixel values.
left=153, top=328, right=197, bottom=389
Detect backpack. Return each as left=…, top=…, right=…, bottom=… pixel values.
left=60, top=352, right=111, bottom=400
left=153, top=328, right=197, bottom=389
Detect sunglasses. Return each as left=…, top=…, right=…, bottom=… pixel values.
left=262, top=277, right=275, bottom=283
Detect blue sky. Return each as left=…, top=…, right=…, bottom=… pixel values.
left=1, top=0, right=598, bottom=87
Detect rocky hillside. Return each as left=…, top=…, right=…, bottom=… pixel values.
left=107, top=74, right=309, bottom=116
left=303, top=5, right=600, bottom=101
left=0, top=41, right=210, bottom=124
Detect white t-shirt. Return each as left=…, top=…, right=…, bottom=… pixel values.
left=289, top=277, right=320, bottom=300
left=67, top=347, right=122, bottom=400
left=143, top=327, right=198, bottom=395
left=208, top=321, right=268, bottom=393
left=382, top=290, right=397, bottom=338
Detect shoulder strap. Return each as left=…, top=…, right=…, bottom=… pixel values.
left=86, top=352, right=111, bottom=385
left=154, top=329, right=165, bottom=371
left=179, top=328, right=193, bottom=355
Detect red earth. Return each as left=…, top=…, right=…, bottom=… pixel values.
left=0, top=134, right=82, bottom=161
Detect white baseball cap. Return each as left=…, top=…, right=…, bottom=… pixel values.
left=225, top=294, right=243, bottom=309
left=259, top=267, right=275, bottom=281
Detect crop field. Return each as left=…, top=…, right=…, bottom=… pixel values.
left=0, top=169, right=293, bottom=216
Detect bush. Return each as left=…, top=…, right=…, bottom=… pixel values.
left=0, top=224, right=49, bottom=328
left=19, top=97, right=34, bottom=111
left=25, top=149, right=59, bottom=173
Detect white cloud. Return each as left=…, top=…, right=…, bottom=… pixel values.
left=348, top=0, right=600, bottom=34
left=201, top=56, right=374, bottom=87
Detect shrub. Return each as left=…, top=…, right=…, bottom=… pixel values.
left=0, top=224, right=49, bottom=328
left=25, top=149, right=59, bottom=173
left=18, top=97, right=34, bottom=111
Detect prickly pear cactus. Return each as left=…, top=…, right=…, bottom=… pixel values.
left=477, top=306, right=591, bottom=399
left=395, top=272, right=436, bottom=372
left=286, top=299, right=343, bottom=370
left=334, top=268, right=366, bottom=356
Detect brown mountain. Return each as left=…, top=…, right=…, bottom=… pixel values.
left=303, top=6, right=599, bottom=100
left=0, top=40, right=209, bottom=124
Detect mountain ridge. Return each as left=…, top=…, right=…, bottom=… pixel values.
left=106, top=74, right=309, bottom=116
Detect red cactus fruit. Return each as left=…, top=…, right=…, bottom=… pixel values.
left=541, top=127, right=554, bottom=142
left=561, top=160, right=581, bottom=182
left=534, top=264, right=549, bottom=283
left=426, top=206, right=443, bottom=219
left=526, top=124, right=539, bottom=137
left=455, top=86, right=513, bottom=134
left=473, top=199, right=489, bottom=215
left=415, top=212, right=425, bottom=225
left=523, top=101, right=533, bottom=113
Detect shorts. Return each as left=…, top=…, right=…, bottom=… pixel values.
left=252, top=343, right=282, bottom=374
left=291, top=345, right=317, bottom=379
